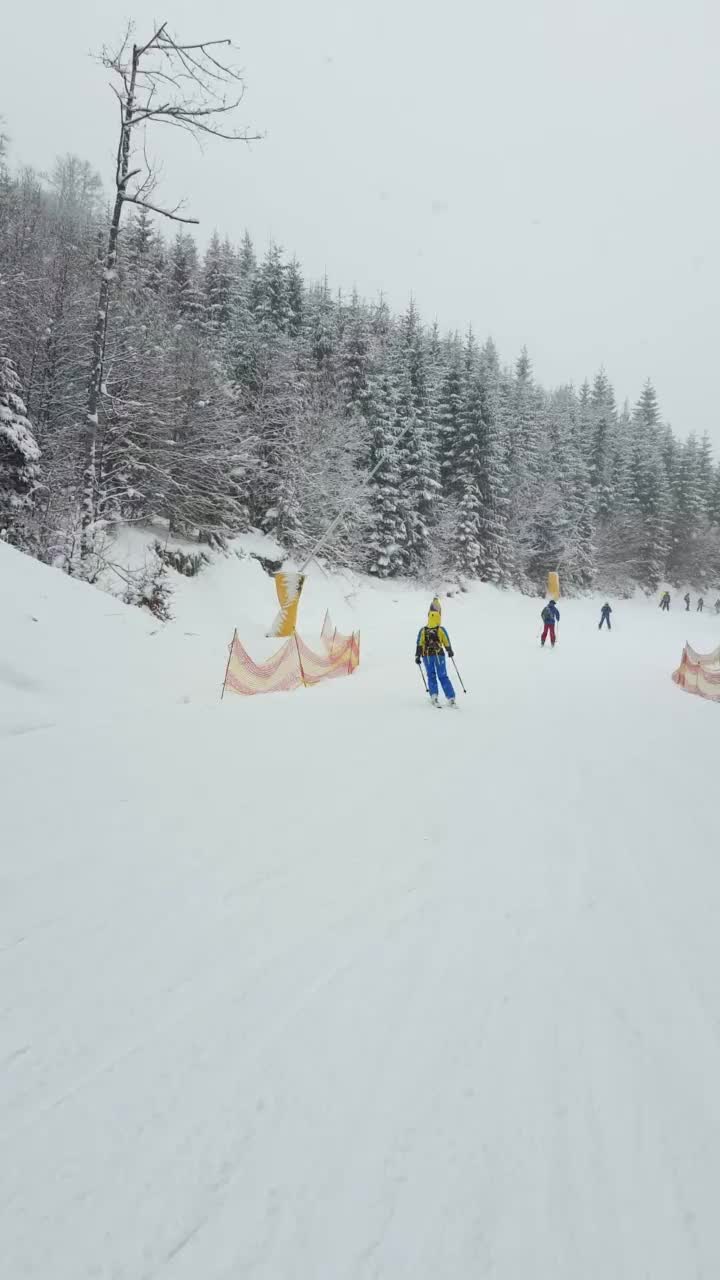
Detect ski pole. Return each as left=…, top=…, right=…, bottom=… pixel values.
left=417, top=661, right=429, bottom=695
left=450, top=654, right=467, bottom=694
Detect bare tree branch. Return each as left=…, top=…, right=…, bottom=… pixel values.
left=121, top=192, right=199, bottom=225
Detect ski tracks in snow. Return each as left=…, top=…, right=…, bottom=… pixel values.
left=4, top=592, right=720, bottom=1277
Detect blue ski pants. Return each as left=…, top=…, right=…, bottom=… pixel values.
left=424, top=653, right=455, bottom=699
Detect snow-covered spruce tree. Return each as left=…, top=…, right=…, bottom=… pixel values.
left=364, top=369, right=406, bottom=578
left=168, top=233, right=205, bottom=324
left=588, top=367, right=618, bottom=522
left=122, top=207, right=166, bottom=312
left=565, top=393, right=597, bottom=590
left=667, top=434, right=718, bottom=585
left=0, top=345, right=40, bottom=543
left=519, top=388, right=562, bottom=590
left=244, top=328, right=305, bottom=545
left=144, top=320, right=251, bottom=544
left=370, top=293, right=392, bottom=347
left=565, top=445, right=596, bottom=591
left=202, top=231, right=237, bottom=341
left=476, top=340, right=512, bottom=583
left=253, top=243, right=291, bottom=331
left=697, top=433, right=715, bottom=516
left=453, top=372, right=484, bottom=577
left=629, top=383, right=671, bottom=590
left=338, top=290, right=372, bottom=416
left=504, top=349, right=542, bottom=588
left=286, top=258, right=305, bottom=339
left=451, top=368, right=510, bottom=583
left=710, top=464, right=720, bottom=529
left=305, top=276, right=337, bottom=407
left=436, top=335, right=465, bottom=498
left=394, top=303, right=441, bottom=574
left=594, top=399, right=645, bottom=592
left=531, top=386, right=593, bottom=592
left=238, top=230, right=257, bottom=282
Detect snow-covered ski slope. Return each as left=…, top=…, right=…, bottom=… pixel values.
left=3, top=539, right=720, bottom=1280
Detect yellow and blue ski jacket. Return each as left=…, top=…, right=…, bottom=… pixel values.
left=416, top=625, right=452, bottom=658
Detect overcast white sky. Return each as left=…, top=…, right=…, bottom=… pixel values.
left=4, top=0, right=720, bottom=443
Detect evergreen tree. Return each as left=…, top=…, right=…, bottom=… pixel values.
left=506, top=347, right=541, bottom=586
left=667, top=435, right=707, bottom=582
left=453, top=372, right=510, bottom=582
left=588, top=367, right=617, bottom=520
left=286, top=258, right=304, bottom=338
left=338, top=290, right=371, bottom=414
left=710, top=465, right=720, bottom=529
left=168, top=233, right=204, bottom=324
left=635, top=378, right=661, bottom=429
left=254, top=242, right=290, bottom=331
left=539, top=386, right=594, bottom=591
left=394, top=305, right=441, bottom=572
left=629, top=385, right=671, bottom=589
left=202, top=231, right=235, bottom=336
left=436, top=336, right=464, bottom=497
left=308, top=277, right=336, bottom=379
left=0, top=345, right=40, bottom=542
left=453, top=373, right=484, bottom=576
left=697, top=434, right=715, bottom=515
left=364, top=370, right=405, bottom=577
left=238, top=230, right=257, bottom=281
left=370, top=293, right=391, bottom=347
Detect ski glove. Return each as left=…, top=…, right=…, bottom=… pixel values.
left=415, top=654, right=422, bottom=664
left=447, top=648, right=454, bottom=658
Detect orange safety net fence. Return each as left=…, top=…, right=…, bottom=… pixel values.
left=320, top=610, right=360, bottom=663
left=222, top=615, right=360, bottom=698
left=672, top=641, right=720, bottom=703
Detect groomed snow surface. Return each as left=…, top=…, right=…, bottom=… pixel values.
left=3, top=539, right=720, bottom=1279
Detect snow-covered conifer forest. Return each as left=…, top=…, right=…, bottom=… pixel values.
left=1, top=134, right=719, bottom=593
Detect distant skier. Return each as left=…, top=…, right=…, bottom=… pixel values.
left=540, top=599, right=560, bottom=647
left=415, top=608, right=456, bottom=707
left=599, top=602, right=612, bottom=630
left=697, top=597, right=704, bottom=613
left=659, top=591, right=671, bottom=612
left=715, top=599, right=720, bottom=615
left=684, top=593, right=691, bottom=611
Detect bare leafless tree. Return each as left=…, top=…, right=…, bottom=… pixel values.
left=82, top=22, right=259, bottom=556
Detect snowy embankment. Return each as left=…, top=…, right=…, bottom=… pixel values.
left=3, top=537, right=720, bottom=1279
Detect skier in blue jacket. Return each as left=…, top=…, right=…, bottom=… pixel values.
left=540, top=599, right=560, bottom=646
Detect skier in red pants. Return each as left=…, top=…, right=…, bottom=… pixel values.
left=540, top=599, right=560, bottom=647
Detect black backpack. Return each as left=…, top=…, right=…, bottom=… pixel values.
left=423, top=626, right=443, bottom=656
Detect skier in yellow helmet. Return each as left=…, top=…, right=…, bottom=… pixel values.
left=415, top=606, right=456, bottom=707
